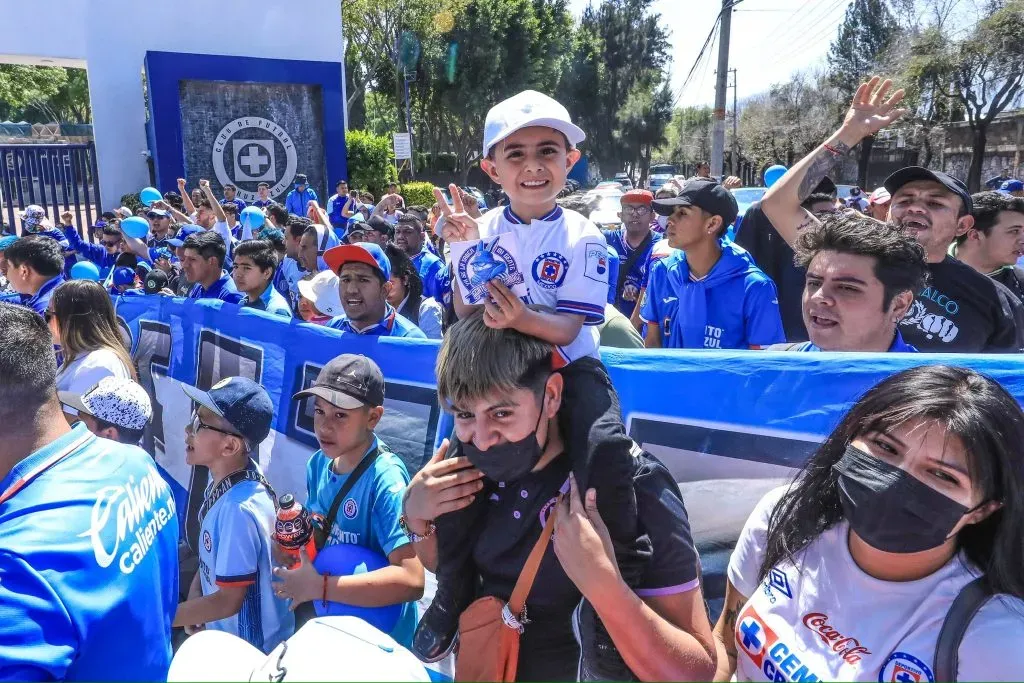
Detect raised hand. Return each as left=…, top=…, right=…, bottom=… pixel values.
left=841, top=76, right=908, bottom=143
left=60, top=210, right=74, bottom=226
left=199, top=179, right=211, bottom=190
left=433, top=184, right=481, bottom=244
left=177, top=178, right=187, bottom=191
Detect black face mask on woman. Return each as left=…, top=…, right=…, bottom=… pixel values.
left=462, top=398, right=548, bottom=482
left=833, top=443, right=974, bottom=554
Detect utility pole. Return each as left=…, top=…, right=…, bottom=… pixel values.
left=711, top=0, right=733, bottom=177
left=730, top=68, right=738, bottom=177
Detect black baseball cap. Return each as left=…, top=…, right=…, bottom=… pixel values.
left=182, top=377, right=275, bottom=446
left=883, top=167, right=973, bottom=214
left=293, top=354, right=385, bottom=409
left=651, top=178, right=739, bottom=226
left=144, top=269, right=169, bottom=294
left=366, top=215, right=394, bottom=238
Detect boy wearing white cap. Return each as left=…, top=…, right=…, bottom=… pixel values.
left=420, top=91, right=648, bottom=679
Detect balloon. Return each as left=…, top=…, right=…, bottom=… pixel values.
left=121, top=216, right=150, bottom=239
left=312, top=544, right=401, bottom=634
left=70, top=261, right=101, bottom=281
left=241, top=206, right=265, bottom=231
left=139, top=187, right=162, bottom=207
left=764, top=165, right=787, bottom=189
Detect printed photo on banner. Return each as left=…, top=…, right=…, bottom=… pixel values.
left=449, top=234, right=528, bottom=305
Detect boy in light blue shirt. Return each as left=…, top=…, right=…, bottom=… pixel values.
left=174, top=377, right=294, bottom=653
left=273, top=353, right=424, bottom=648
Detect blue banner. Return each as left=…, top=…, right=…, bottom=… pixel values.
left=114, top=295, right=1024, bottom=605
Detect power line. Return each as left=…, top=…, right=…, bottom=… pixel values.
left=762, top=0, right=851, bottom=71
left=757, top=0, right=849, bottom=58
left=673, top=0, right=744, bottom=107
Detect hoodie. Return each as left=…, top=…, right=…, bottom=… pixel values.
left=640, top=238, right=784, bottom=349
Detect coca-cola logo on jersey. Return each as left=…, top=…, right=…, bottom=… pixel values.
left=801, top=612, right=871, bottom=664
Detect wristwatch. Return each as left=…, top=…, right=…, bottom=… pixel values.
left=399, top=515, right=436, bottom=543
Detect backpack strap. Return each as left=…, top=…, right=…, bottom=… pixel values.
left=934, top=576, right=994, bottom=682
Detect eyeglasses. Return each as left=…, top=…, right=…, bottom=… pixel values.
left=621, top=205, right=651, bottom=214
left=101, top=240, right=121, bottom=248
left=189, top=410, right=244, bottom=440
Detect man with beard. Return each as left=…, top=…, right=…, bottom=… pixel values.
left=760, top=76, right=1020, bottom=353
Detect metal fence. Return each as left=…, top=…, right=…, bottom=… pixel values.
left=0, top=143, right=103, bottom=238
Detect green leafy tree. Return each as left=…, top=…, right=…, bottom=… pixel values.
left=346, top=129, right=399, bottom=194
left=616, top=78, right=673, bottom=184
left=827, top=0, right=898, bottom=186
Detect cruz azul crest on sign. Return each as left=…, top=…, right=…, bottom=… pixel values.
left=450, top=234, right=529, bottom=305
left=212, top=117, right=298, bottom=202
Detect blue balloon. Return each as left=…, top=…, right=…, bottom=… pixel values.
left=764, top=164, right=787, bottom=189
left=121, top=216, right=150, bottom=239
left=241, top=206, right=265, bottom=231
left=312, top=544, right=401, bottom=633
left=139, top=187, right=162, bottom=207
left=70, top=261, right=101, bottom=281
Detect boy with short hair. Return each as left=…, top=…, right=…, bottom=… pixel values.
left=641, top=178, right=785, bottom=349
left=232, top=239, right=292, bottom=317
left=252, top=182, right=274, bottom=209
left=173, top=377, right=293, bottom=653
left=272, top=354, right=424, bottom=647
left=421, top=90, right=648, bottom=679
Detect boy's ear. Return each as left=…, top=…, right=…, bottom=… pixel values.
left=367, top=406, right=384, bottom=430
left=481, top=158, right=501, bottom=184
left=566, top=148, right=581, bottom=172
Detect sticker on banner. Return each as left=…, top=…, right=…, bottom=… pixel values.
left=450, top=234, right=528, bottom=305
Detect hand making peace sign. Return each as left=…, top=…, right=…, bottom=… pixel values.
left=432, top=183, right=482, bottom=244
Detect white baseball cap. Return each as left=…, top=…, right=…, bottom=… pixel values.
left=482, top=90, right=585, bottom=158
left=297, top=270, right=344, bottom=317
left=168, top=617, right=431, bottom=682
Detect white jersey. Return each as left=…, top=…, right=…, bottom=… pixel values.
left=477, top=205, right=607, bottom=363
left=198, top=463, right=294, bottom=653
left=728, top=487, right=1024, bottom=682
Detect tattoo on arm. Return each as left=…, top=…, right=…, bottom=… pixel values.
left=797, top=141, right=850, bottom=201
left=723, top=605, right=739, bottom=633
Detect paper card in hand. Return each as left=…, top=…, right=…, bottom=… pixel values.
left=450, top=234, right=529, bottom=305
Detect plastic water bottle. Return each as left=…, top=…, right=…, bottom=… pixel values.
left=275, top=494, right=318, bottom=567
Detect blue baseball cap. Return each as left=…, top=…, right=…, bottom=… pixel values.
left=167, top=224, right=203, bottom=247
left=147, top=208, right=171, bottom=219
left=113, top=267, right=136, bottom=287
left=0, top=235, right=18, bottom=252
left=323, top=242, right=392, bottom=281
left=181, top=377, right=274, bottom=447
left=999, top=179, right=1023, bottom=194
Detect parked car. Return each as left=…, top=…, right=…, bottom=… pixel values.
left=439, top=186, right=488, bottom=211
left=613, top=172, right=634, bottom=190
left=731, top=187, right=768, bottom=220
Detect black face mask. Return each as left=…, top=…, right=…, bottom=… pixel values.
left=462, top=399, right=548, bottom=482
left=833, top=444, right=973, bottom=554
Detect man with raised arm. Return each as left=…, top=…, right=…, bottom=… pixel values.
left=759, top=76, right=1020, bottom=353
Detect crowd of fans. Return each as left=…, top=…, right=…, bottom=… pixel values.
left=3, top=79, right=1024, bottom=682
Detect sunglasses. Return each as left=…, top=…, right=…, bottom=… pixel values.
left=101, top=240, right=121, bottom=248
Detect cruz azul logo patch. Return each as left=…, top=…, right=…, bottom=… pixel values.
left=532, top=252, right=569, bottom=289
left=877, top=652, right=934, bottom=683
left=343, top=498, right=359, bottom=519
left=737, top=605, right=822, bottom=682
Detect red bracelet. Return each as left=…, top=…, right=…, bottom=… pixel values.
left=322, top=572, right=331, bottom=608
left=823, top=143, right=844, bottom=156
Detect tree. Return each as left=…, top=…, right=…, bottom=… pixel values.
left=616, top=78, right=673, bottom=184
left=563, top=0, right=670, bottom=173
left=0, top=65, right=67, bottom=121
left=827, top=0, right=899, bottom=187
left=945, top=0, right=1024, bottom=190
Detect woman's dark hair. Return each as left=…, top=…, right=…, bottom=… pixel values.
left=794, top=213, right=928, bottom=310
left=51, top=280, right=137, bottom=381
left=383, top=243, right=423, bottom=302
left=759, top=365, right=1024, bottom=599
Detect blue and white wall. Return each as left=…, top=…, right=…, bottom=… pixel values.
left=0, top=0, right=345, bottom=209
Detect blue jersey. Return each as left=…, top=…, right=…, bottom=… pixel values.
left=18, top=274, right=65, bottom=316
left=326, top=304, right=426, bottom=338
left=188, top=271, right=245, bottom=304
left=411, top=248, right=444, bottom=302
left=197, top=461, right=293, bottom=653
left=243, top=283, right=293, bottom=318
left=602, top=229, right=659, bottom=316
left=305, top=439, right=418, bottom=647
left=641, top=239, right=785, bottom=349
left=791, top=330, right=918, bottom=352
left=0, top=423, right=179, bottom=680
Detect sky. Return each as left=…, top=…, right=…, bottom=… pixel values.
left=568, top=0, right=855, bottom=109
